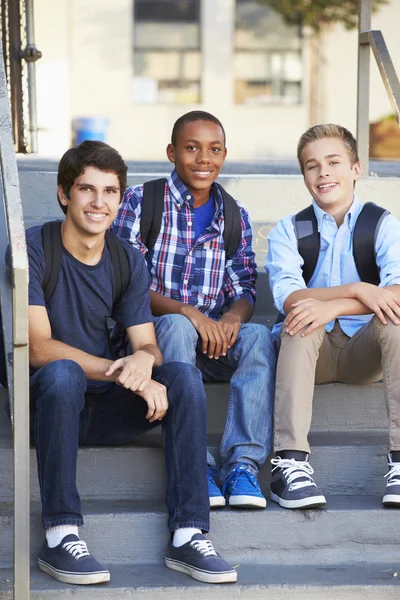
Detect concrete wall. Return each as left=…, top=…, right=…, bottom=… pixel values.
left=33, top=0, right=399, bottom=160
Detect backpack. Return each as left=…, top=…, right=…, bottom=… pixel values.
left=275, top=202, right=389, bottom=323
left=140, top=178, right=242, bottom=260
left=41, top=220, right=131, bottom=304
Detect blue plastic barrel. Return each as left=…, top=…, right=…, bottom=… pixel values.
left=73, top=117, right=109, bottom=144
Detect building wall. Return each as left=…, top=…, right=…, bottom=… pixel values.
left=33, top=0, right=399, bottom=160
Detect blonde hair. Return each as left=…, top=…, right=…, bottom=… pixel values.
left=297, top=124, right=359, bottom=174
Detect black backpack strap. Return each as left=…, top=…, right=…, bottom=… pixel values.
left=105, top=230, right=131, bottom=304
left=294, top=205, right=320, bottom=285
left=42, top=221, right=63, bottom=304
left=217, top=184, right=242, bottom=260
left=353, top=202, right=389, bottom=286
left=140, top=178, right=167, bottom=252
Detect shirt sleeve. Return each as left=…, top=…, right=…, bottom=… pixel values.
left=375, top=213, right=400, bottom=288
left=112, top=244, right=153, bottom=329
left=265, top=216, right=307, bottom=314
left=223, top=206, right=257, bottom=308
left=26, top=227, right=47, bottom=307
left=112, top=186, right=147, bottom=256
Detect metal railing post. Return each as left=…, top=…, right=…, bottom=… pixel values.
left=0, top=45, right=30, bottom=600
left=357, top=0, right=371, bottom=170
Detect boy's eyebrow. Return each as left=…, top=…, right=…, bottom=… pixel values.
left=75, top=182, right=120, bottom=190
left=304, top=153, right=342, bottom=165
left=184, top=138, right=223, bottom=145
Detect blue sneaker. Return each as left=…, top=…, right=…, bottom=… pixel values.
left=222, top=463, right=266, bottom=508
left=208, top=467, right=226, bottom=508
left=38, top=534, right=110, bottom=584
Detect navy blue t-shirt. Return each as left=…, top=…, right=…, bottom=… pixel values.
left=26, top=225, right=153, bottom=391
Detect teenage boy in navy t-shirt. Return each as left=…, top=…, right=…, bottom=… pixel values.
left=26, top=141, right=236, bottom=585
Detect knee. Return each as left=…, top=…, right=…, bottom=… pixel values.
left=237, top=323, right=276, bottom=354
left=155, top=363, right=205, bottom=408
left=156, top=314, right=197, bottom=343
left=373, top=315, right=400, bottom=342
left=35, top=360, right=86, bottom=408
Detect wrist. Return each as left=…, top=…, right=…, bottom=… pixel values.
left=136, top=347, right=156, bottom=366
left=180, top=304, right=197, bottom=318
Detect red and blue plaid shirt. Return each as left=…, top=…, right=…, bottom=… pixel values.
left=112, top=170, right=257, bottom=319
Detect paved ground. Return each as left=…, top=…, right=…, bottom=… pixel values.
left=16, top=156, right=400, bottom=177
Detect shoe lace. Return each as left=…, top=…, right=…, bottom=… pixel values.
left=221, top=463, right=260, bottom=495
left=385, top=457, right=400, bottom=487
left=62, top=539, right=90, bottom=560
left=271, top=457, right=316, bottom=491
left=190, top=538, right=218, bottom=557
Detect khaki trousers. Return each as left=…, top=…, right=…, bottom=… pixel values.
left=274, top=316, right=400, bottom=453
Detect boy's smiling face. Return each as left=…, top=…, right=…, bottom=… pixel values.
left=301, top=137, right=361, bottom=214
left=166, top=120, right=227, bottom=198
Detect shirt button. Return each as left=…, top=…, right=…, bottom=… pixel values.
left=188, top=221, right=192, bottom=226
left=186, top=195, right=191, bottom=200
left=184, top=279, right=189, bottom=285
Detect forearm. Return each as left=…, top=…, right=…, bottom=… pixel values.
left=150, top=290, right=198, bottom=320
left=29, top=338, right=116, bottom=381
left=137, top=343, right=162, bottom=367
left=327, top=297, right=373, bottom=318
left=283, top=283, right=366, bottom=314
left=222, top=298, right=254, bottom=323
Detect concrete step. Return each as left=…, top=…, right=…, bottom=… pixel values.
left=0, top=496, right=399, bottom=568
left=0, top=430, right=390, bottom=502
left=0, top=381, right=387, bottom=437
left=1, top=562, right=400, bottom=600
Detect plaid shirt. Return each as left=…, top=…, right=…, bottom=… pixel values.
left=112, top=169, right=257, bottom=319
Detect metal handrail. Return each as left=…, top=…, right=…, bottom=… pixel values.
left=356, top=0, right=400, bottom=169
left=0, top=48, right=30, bottom=600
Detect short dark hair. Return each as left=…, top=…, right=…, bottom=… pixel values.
left=171, top=110, right=226, bottom=147
left=297, top=124, right=359, bottom=174
left=57, top=140, right=128, bottom=214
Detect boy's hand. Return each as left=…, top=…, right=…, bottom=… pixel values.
left=286, top=298, right=341, bottom=337
left=218, top=312, right=242, bottom=348
left=135, top=380, right=168, bottom=422
left=181, top=305, right=228, bottom=359
left=105, top=350, right=155, bottom=391
left=353, top=282, right=400, bottom=325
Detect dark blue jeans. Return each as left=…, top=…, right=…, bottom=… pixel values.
left=29, top=359, right=209, bottom=532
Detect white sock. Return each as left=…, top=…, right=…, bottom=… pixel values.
left=46, top=525, right=79, bottom=548
left=173, top=528, right=202, bottom=547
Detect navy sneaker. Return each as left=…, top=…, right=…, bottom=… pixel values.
left=383, top=453, right=400, bottom=506
left=270, top=455, right=326, bottom=509
left=208, top=467, right=226, bottom=508
left=165, top=533, right=237, bottom=583
left=38, top=534, right=110, bottom=584
left=222, top=463, right=266, bottom=508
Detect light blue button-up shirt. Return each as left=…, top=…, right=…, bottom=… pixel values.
left=265, top=195, right=400, bottom=340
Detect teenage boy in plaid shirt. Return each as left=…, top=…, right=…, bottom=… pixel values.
left=113, top=111, right=276, bottom=509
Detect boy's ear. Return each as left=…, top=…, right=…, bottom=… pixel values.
left=57, top=184, right=69, bottom=208
left=353, top=161, right=362, bottom=180
left=166, top=143, right=175, bottom=164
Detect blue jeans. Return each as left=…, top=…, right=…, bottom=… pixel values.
left=29, top=359, right=209, bottom=532
left=154, top=315, right=276, bottom=481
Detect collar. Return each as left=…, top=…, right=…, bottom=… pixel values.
left=312, top=194, right=362, bottom=232
left=167, top=169, right=224, bottom=217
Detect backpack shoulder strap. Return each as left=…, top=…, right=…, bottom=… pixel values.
left=217, top=184, right=242, bottom=260
left=42, top=220, right=63, bottom=304
left=105, top=230, right=131, bottom=303
left=353, top=202, right=389, bottom=285
left=140, top=178, right=167, bottom=252
left=294, top=205, right=320, bottom=285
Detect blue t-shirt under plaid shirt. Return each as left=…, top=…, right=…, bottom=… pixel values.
left=112, top=169, right=257, bottom=320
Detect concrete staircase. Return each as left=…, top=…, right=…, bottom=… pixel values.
left=1, top=173, right=400, bottom=597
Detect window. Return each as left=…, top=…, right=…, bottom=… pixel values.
left=133, top=0, right=201, bottom=104
left=235, top=0, right=302, bottom=105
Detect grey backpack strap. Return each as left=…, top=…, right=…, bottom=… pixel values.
left=105, top=230, right=131, bottom=303
left=140, top=178, right=167, bottom=251
left=42, top=220, right=63, bottom=304
left=294, top=205, right=320, bottom=286
left=217, top=184, right=242, bottom=260
left=353, top=202, right=388, bottom=285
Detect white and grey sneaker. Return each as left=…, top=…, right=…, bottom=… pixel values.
left=165, top=533, right=237, bottom=584
left=383, top=453, right=400, bottom=506
left=270, top=455, right=327, bottom=509
left=38, top=534, right=110, bottom=584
